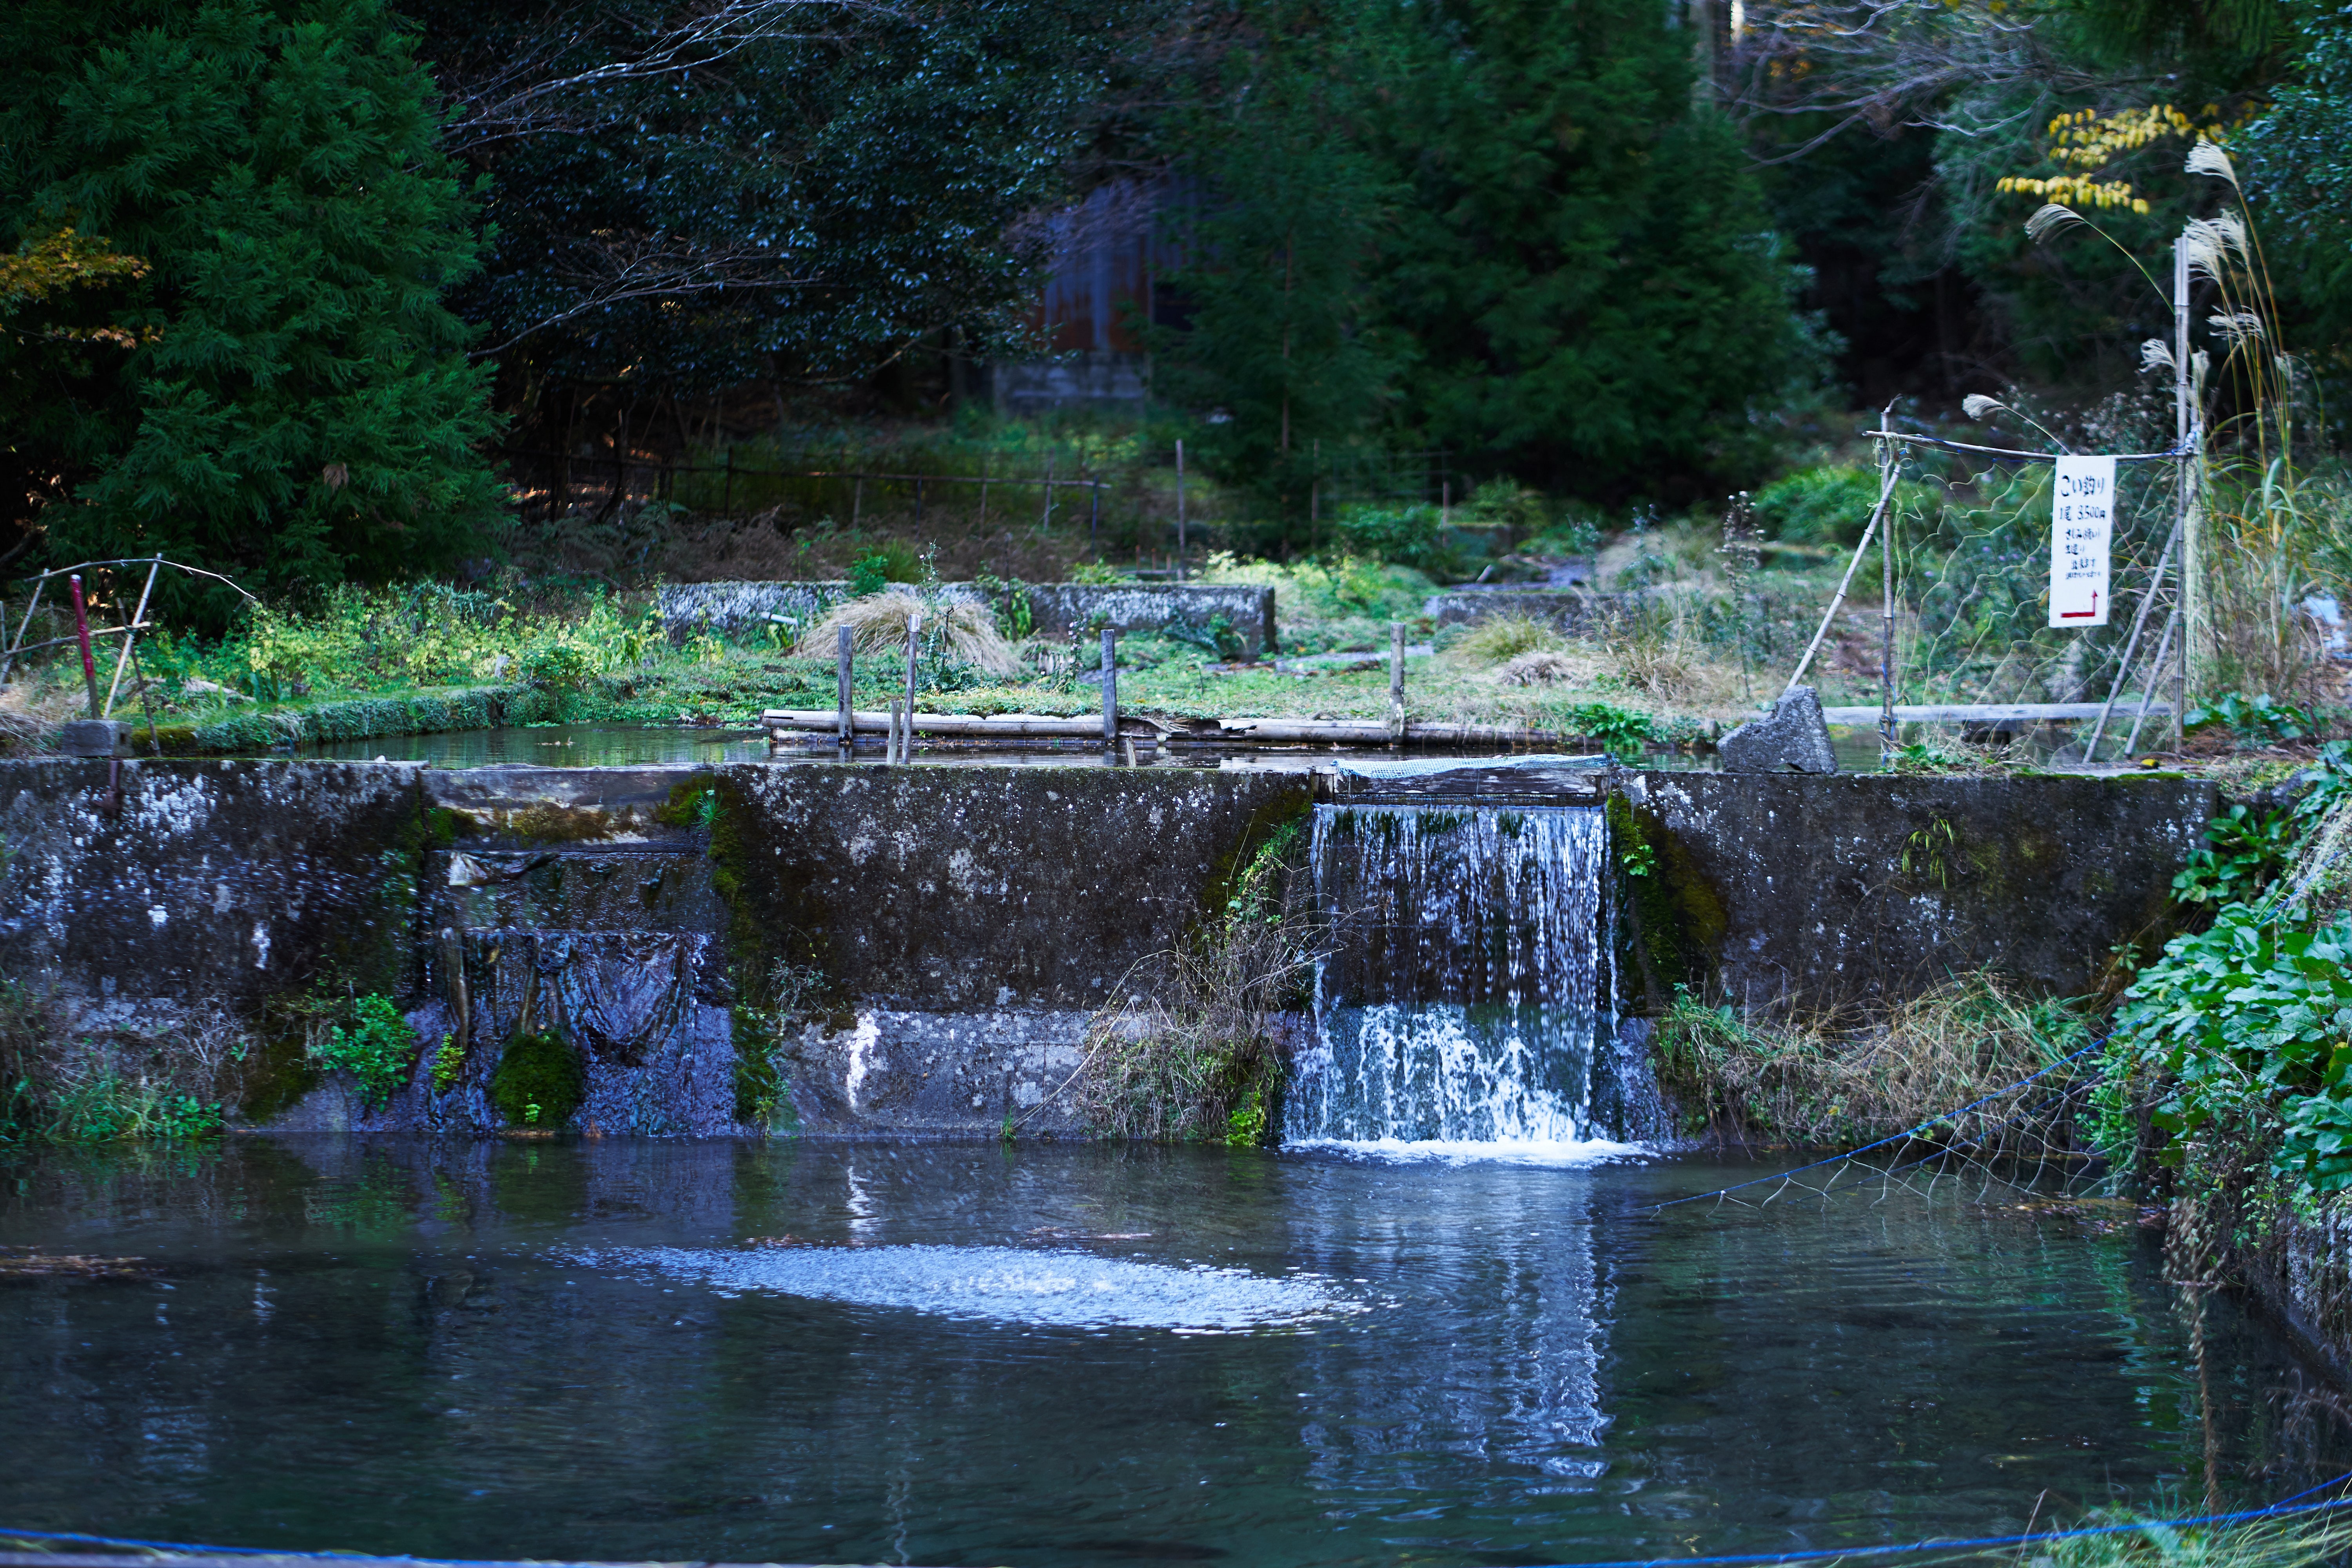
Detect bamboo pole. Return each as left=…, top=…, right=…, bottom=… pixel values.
left=1878, top=434, right=1896, bottom=764
left=1388, top=621, right=1406, bottom=743
left=2175, top=235, right=2198, bottom=737
left=1175, top=439, right=1187, bottom=581
left=102, top=557, right=160, bottom=717
left=67, top=575, right=100, bottom=717
left=2084, top=518, right=2181, bottom=762
left=1786, top=434, right=1900, bottom=694
left=902, top=612, right=921, bottom=761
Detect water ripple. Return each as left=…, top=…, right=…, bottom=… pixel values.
left=565, top=1243, right=1365, bottom=1332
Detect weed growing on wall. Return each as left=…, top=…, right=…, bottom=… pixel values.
left=1656, top=973, right=2092, bottom=1151
left=1069, top=818, right=1323, bottom=1143
left=307, top=995, right=419, bottom=1111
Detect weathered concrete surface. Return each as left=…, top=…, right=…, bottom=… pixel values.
left=0, top=758, right=2213, bottom=1136
left=1621, top=769, right=2216, bottom=1009
left=0, top=759, right=426, bottom=1022
left=1426, top=588, right=1630, bottom=633
left=717, top=764, right=1313, bottom=1010
left=659, top=579, right=1279, bottom=659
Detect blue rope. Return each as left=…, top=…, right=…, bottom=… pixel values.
left=1651, top=1036, right=2108, bottom=1211
left=4, top=1473, right=2348, bottom=1566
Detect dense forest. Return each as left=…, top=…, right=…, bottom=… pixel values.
left=1, top=0, right=2346, bottom=594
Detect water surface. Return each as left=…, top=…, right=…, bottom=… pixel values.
left=1, top=1140, right=2337, bottom=1567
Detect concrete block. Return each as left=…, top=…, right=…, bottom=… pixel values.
left=1719, top=686, right=1837, bottom=774
left=57, top=719, right=128, bottom=758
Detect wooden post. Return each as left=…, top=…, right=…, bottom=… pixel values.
left=1389, top=621, right=1406, bottom=744
left=903, top=610, right=922, bottom=762
left=1042, top=458, right=1055, bottom=533
left=68, top=575, right=100, bottom=717
left=1101, top=627, right=1118, bottom=746
left=723, top=448, right=735, bottom=516
left=886, top=697, right=902, bottom=766
left=915, top=476, right=924, bottom=524
left=1441, top=480, right=1450, bottom=527
left=836, top=623, right=854, bottom=745
left=852, top=476, right=863, bottom=529
left=1175, top=439, right=1187, bottom=582
left=1090, top=481, right=1101, bottom=559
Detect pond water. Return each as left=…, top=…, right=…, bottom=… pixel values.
left=2, top=1139, right=2341, bottom=1568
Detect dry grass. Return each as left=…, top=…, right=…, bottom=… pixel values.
left=1655, top=973, right=2092, bottom=1152
left=1499, top=650, right=1585, bottom=686
left=1450, top=613, right=1562, bottom=664
left=798, top=587, right=1020, bottom=675
left=1049, top=824, right=1324, bottom=1142
left=1599, top=596, right=1704, bottom=703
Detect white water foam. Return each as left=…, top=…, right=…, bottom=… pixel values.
left=1287, top=1135, right=1650, bottom=1167
left=1290, top=804, right=1659, bottom=1161
left=566, top=1243, right=1361, bottom=1332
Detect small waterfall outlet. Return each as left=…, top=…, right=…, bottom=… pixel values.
left=1286, top=802, right=1661, bottom=1154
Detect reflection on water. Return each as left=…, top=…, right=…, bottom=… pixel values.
left=0, top=1139, right=2341, bottom=1568
left=311, top=724, right=771, bottom=766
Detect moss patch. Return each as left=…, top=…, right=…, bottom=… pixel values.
left=489, top=1029, right=587, bottom=1127
left=1607, top=793, right=1726, bottom=1005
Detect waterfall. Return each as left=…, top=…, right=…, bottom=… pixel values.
left=1286, top=803, right=1653, bottom=1155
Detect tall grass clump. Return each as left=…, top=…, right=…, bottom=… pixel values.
left=1656, top=974, right=2091, bottom=1151
left=1065, top=822, right=1325, bottom=1144
left=1452, top=613, right=1561, bottom=664
left=799, top=588, right=1020, bottom=675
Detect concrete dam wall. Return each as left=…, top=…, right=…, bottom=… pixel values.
left=0, top=759, right=2212, bottom=1139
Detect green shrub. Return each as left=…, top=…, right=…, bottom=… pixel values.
left=1453, top=613, right=1561, bottom=664
left=2172, top=804, right=2298, bottom=907
left=1461, top=477, right=1546, bottom=535
left=2103, top=903, right=2352, bottom=1196
left=309, top=994, right=419, bottom=1110
left=848, top=541, right=925, bottom=596
left=1328, top=503, right=1458, bottom=575
left=1067, top=561, right=1135, bottom=584
left=1751, top=465, right=1880, bottom=544
left=490, top=1029, right=586, bottom=1127
left=2185, top=691, right=2325, bottom=748
left=521, top=641, right=593, bottom=693
left=430, top=1035, right=465, bottom=1094
left=1560, top=700, right=1654, bottom=759
left=45, top=1072, right=223, bottom=1142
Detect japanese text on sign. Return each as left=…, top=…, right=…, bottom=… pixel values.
left=2048, top=455, right=2115, bottom=628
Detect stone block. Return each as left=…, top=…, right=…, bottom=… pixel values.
left=1718, top=686, right=1837, bottom=774
left=57, top=719, right=128, bottom=758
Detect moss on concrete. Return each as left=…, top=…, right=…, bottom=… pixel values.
left=1607, top=792, right=1727, bottom=1006
left=489, top=1028, right=586, bottom=1127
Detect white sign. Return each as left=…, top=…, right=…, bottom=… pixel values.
left=2049, top=455, right=2115, bottom=628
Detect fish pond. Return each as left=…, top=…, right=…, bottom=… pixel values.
left=0, top=1138, right=2339, bottom=1568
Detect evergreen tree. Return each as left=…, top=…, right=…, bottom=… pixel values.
left=1149, top=5, right=1401, bottom=520
left=1358, top=0, right=1815, bottom=491
left=0, top=0, right=500, bottom=603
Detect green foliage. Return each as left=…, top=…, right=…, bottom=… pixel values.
left=430, top=1034, right=464, bottom=1094
left=2241, top=2, right=2352, bottom=422
left=1750, top=465, right=1937, bottom=546
left=520, top=641, right=593, bottom=694
left=2107, top=904, right=2352, bottom=1194
left=1461, top=478, right=1548, bottom=535
left=1163, top=611, right=1244, bottom=662
left=309, top=993, right=419, bottom=1110
left=1328, top=504, right=1457, bottom=575
left=488, top=1028, right=585, bottom=1129
left=848, top=541, right=925, bottom=596
left=1224, top=1083, right=1271, bottom=1147
left=1561, top=701, right=1655, bottom=759
left=1066, top=561, right=1134, bottom=585
left=2171, top=803, right=2298, bottom=907
left=2184, top=692, right=2323, bottom=748
left=45, top=1073, right=224, bottom=1142
left=1148, top=1, right=1399, bottom=523
left=0, top=0, right=501, bottom=607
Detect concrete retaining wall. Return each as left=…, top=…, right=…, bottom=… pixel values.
left=0, top=759, right=2209, bottom=1138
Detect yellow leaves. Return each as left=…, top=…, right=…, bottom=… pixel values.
left=1995, top=174, right=2149, bottom=212
left=0, top=228, right=149, bottom=311
left=1999, top=102, right=2234, bottom=218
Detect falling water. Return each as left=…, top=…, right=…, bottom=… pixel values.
left=1287, top=804, right=1653, bottom=1155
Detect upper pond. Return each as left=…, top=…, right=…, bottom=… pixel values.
left=1, top=1138, right=2337, bottom=1568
